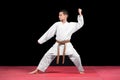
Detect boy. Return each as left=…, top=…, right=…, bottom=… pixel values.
left=30, top=8, right=84, bottom=74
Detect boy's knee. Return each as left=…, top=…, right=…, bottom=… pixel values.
left=74, top=54, right=80, bottom=58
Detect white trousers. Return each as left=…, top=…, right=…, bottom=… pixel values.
left=37, top=42, right=84, bottom=72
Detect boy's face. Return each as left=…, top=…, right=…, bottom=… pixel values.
left=59, top=12, right=68, bottom=21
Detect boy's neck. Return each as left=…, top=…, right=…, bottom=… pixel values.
left=61, top=19, right=67, bottom=24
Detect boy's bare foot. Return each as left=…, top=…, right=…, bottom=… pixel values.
left=80, top=71, right=85, bottom=74
left=29, top=69, right=43, bottom=74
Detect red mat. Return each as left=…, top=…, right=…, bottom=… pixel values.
left=0, top=66, right=120, bottom=80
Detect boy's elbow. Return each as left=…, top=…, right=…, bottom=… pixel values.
left=82, top=22, right=84, bottom=27
left=79, top=21, right=84, bottom=28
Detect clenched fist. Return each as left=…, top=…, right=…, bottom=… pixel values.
left=78, top=8, right=82, bottom=15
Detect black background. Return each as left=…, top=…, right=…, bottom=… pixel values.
left=0, top=0, right=119, bottom=66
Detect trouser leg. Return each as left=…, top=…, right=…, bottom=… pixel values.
left=68, top=51, right=84, bottom=72
left=37, top=53, right=56, bottom=72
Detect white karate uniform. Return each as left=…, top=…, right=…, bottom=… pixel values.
left=37, top=15, right=84, bottom=72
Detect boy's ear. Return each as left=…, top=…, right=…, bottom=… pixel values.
left=66, top=14, right=68, bottom=17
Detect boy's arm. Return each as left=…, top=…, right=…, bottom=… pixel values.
left=38, top=22, right=57, bottom=44
left=72, top=8, right=84, bottom=33
left=76, top=8, right=84, bottom=31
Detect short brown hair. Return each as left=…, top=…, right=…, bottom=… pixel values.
left=59, top=9, right=69, bottom=16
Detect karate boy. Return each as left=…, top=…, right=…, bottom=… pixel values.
left=30, top=8, right=84, bottom=74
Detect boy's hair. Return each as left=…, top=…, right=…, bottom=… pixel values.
left=59, top=9, right=69, bottom=16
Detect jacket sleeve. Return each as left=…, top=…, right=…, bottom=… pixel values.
left=72, top=15, right=84, bottom=33
left=38, top=22, right=57, bottom=44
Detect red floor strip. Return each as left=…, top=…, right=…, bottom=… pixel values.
left=0, top=66, right=120, bottom=80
